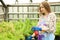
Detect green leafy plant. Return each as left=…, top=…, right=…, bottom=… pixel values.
left=55, top=20, right=60, bottom=36
left=0, top=19, right=38, bottom=40
left=0, top=19, right=60, bottom=40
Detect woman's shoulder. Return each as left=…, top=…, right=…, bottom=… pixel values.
left=49, top=12, right=56, bottom=16
left=48, top=12, right=56, bottom=20
left=48, top=12, right=56, bottom=18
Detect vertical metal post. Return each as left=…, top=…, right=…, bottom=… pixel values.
left=4, top=7, right=8, bottom=21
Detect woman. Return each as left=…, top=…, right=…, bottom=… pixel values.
left=37, top=1, right=56, bottom=40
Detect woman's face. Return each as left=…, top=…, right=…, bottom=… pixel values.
left=39, top=4, right=47, bottom=14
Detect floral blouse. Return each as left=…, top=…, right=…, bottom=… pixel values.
left=37, top=13, right=56, bottom=33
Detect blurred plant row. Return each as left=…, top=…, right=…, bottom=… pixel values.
left=0, top=19, right=60, bottom=40
left=0, top=19, right=38, bottom=40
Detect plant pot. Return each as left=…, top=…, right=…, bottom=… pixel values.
left=55, top=35, right=60, bottom=40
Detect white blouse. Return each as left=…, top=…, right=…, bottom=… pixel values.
left=37, top=12, right=56, bottom=33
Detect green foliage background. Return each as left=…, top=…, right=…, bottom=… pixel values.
left=0, top=19, right=60, bottom=40
left=0, top=19, right=38, bottom=40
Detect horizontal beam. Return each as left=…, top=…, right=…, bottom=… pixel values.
left=8, top=12, right=60, bottom=15
left=8, top=18, right=60, bottom=20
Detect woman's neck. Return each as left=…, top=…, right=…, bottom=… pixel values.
left=43, top=12, right=49, bottom=17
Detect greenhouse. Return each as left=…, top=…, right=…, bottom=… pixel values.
left=0, top=0, right=60, bottom=40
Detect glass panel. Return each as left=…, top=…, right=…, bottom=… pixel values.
left=55, top=6, right=60, bottom=12
left=51, top=6, right=55, bottom=12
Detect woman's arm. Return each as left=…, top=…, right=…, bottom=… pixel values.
left=47, top=13, right=56, bottom=33
left=42, top=13, right=56, bottom=33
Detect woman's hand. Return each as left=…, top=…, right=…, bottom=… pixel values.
left=42, top=26, right=49, bottom=31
